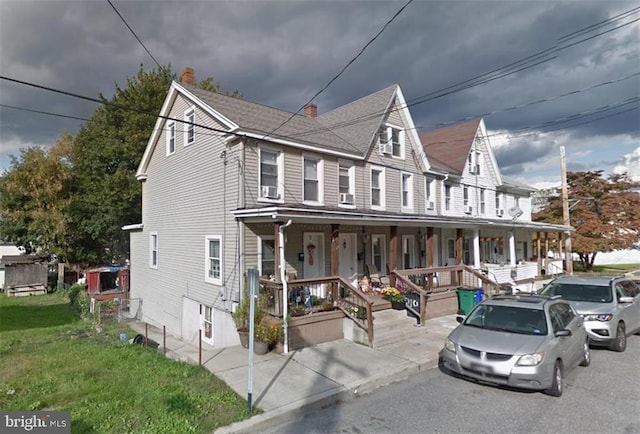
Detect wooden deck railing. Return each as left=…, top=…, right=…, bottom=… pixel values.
left=391, top=272, right=428, bottom=325
left=259, top=276, right=374, bottom=346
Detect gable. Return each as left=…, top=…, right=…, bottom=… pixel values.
left=420, top=118, right=480, bottom=175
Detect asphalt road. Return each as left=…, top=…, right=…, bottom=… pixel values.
left=265, top=336, right=640, bottom=434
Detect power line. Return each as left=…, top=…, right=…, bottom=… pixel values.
left=263, top=0, right=414, bottom=139
left=0, top=103, right=90, bottom=122
left=105, top=0, right=162, bottom=69
left=287, top=9, right=640, bottom=139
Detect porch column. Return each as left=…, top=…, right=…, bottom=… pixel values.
left=274, top=222, right=282, bottom=283
left=426, top=227, right=434, bottom=267
left=472, top=228, right=480, bottom=269
left=508, top=231, right=516, bottom=267
left=456, top=228, right=464, bottom=285
left=330, top=224, right=339, bottom=302
left=536, top=231, right=542, bottom=276
left=544, top=232, right=550, bottom=274
left=389, top=226, right=398, bottom=288
left=426, top=227, right=435, bottom=290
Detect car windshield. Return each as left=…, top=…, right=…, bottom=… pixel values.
left=540, top=283, right=613, bottom=303
left=464, top=305, right=547, bottom=335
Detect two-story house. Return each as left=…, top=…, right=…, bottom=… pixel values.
left=125, top=67, right=568, bottom=348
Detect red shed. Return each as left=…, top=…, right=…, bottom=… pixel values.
left=85, top=266, right=129, bottom=294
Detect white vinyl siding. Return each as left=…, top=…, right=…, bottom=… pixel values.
left=205, top=235, right=222, bottom=285
left=184, top=106, right=195, bottom=146
left=150, top=232, right=158, bottom=269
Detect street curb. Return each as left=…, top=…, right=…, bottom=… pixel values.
left=213, top=356, right=442, bottom=433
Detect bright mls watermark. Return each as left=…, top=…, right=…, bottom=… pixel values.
left=1, top=411, right=70, bottom=433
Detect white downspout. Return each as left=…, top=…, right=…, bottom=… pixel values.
left=279, top=219, right=292, bottom=354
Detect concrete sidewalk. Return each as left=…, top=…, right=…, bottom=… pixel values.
left=127, top=314, right=459, bottom=433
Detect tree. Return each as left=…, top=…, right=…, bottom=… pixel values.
left=70, top=65, right=241, bottom=265
left=533, top=170, right=640, bottom=270
left=0, top=134, right=74, bottom=260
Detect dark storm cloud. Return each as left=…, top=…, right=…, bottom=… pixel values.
left=1, top=1, right=638, bottom=178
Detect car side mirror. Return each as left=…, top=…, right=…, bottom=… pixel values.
left=456, top=316, right=464, bottom=324
left=618, top=296, right=634, bottom=304
left=555, top=329, right=572, bottom=337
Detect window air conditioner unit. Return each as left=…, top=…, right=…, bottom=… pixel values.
left=497, top=209, right=504, bottom=217
left=261, top=185, right=279, bottom=199
left=427, top=201, right=435, bottom=210
left=379, top=142, right=392, bottom=155
left=469, top=165, right=477, bottom=174
left=464, top=205, right=473, bottom=214
left=340, top=193, right=355, bottom=204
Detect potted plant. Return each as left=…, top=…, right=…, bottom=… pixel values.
left=253, top=317, right=282, bottom=354
left=232, top=291, right=267, bottom=348
left=381, top=287, right=406, bottom=310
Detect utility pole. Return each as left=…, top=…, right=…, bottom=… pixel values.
left=560, top=146, right=573, bottom=275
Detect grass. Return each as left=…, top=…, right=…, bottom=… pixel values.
left=574, top=263, right=640, bottom=275
left=0, top=292, right=252, bottom=433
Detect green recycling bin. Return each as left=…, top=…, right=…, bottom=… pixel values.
left=456, top=289, right=477, bottom=315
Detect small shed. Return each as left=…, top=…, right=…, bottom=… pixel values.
left=0, top=254, right=49, bottom=296
left=85, top=266, right=129, bottom=294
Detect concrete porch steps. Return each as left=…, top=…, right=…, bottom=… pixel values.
left=372, top=308, right=427, bottom=348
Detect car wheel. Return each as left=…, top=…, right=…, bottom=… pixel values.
left=609, top=322, right=626, bottom=352
left=545, top=361, right=563, bottom=397
left=579, top=339, right=591, bottom=367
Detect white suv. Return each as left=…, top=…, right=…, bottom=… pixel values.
left=539, top=276, right=640, bottom=352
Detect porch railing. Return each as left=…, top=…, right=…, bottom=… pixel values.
left=259, top=276, right=374, bottom=346
left=391, top=272, right=428, bottom=325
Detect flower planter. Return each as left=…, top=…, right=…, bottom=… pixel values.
left=237, top=330, right=249, bottom=348
left=391, top=300, right=405, bottom=310
left=253, top=340, right=269, bottom=355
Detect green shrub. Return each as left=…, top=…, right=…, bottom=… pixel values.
left=68, top=284, right=90, bottom=319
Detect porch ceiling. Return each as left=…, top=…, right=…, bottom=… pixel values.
left=232, top=206, right=571, bottom=232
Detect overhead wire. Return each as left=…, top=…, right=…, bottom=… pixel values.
left=105, top=0, right=162, bottom=69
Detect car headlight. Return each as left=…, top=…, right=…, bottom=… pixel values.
left=582, top=314, right=613, bottom=322
left=516, top=352, right=545, bottom=366
left=444, top=337, right=456, bottom=353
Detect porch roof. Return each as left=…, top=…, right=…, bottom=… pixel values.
left=232, top=206, right=571, bottom=232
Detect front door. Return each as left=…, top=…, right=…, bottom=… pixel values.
left=303, top=232, right=325, bottom=279
left=200, top=305, right=213, bottom=345
left=339, top=233, right=358, bottom=285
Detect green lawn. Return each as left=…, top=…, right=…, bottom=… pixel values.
left=0, top=293, right=251, bottom=433
left=574, top=263, right=640, bottom=274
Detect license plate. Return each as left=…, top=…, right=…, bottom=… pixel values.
left=470, top=362, right=493, bottom=374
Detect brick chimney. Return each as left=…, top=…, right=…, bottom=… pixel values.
left=180, top=67, right=194, bottom=85
left=303, top=103, right=317, bottom=118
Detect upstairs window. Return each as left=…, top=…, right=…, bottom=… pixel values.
left=150, top=232, right=158, bottom=269
left=259, top=149, right=282, bottom=200
left=370, top=166, right=385, bottom=209
left=480, top=188, right=486, bottom=215
left=444, top=184, right=452, bottom=211
left=303, top=157, right=322, bottom=203
left=425, top=178, right=436, bottom=211
left=184, top=107, right=195, bottom=146
left=463, top=186, right=469, bottom=206
left=338, top=162, right=355, bottom=206
left=401, top=172, right=413, bottom=211
left=205, top=235, right=222, bottom=285
left=166, top=121, right=175, bottom=155
left=468, top=151, right=481, bottom=174
left=378, top=125, right=404, bottom=158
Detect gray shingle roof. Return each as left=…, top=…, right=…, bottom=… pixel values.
left=180, top=82, right=397, bottom=157
left=500, top=175, right=536, bottom=192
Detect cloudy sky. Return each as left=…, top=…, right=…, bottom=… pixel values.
left=1, top=0, right=638, bottom=189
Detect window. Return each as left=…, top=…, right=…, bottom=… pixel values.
left=371, top=235, right=386, bottom=274
left=425, top=178, right=435, bottom=211
left=184, top=107, right=195, bottom=146
left=495, top=194, right=501, bottom=214
left=480, top=188, right=486, bottom=215
left=338, top=162, right=355, bottom=206
left=259, top=148, right=281, bottom=200
left=150, top=232, right=158, bottom=268
left=370, top=166, right=385, bottom=209
left=258, top=236, right=275, bottom=278
left=205, top=235, right=222, bottom=285
left=463, top=186, right=469, bottom=206
left=444, top=184, right=452, bottom=211
left=468, top=151, right=481, bottom=174
left=402, top=235, right=415, bottom=269
left=378, top=125, right=404, bottom=158
left=401, top=172, right=413, bottom=211
left=303, top=157, right=322, bottom=203
left=166, top=121, right=175, bottom=155
left=447, top=239, right=455, bottom=259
